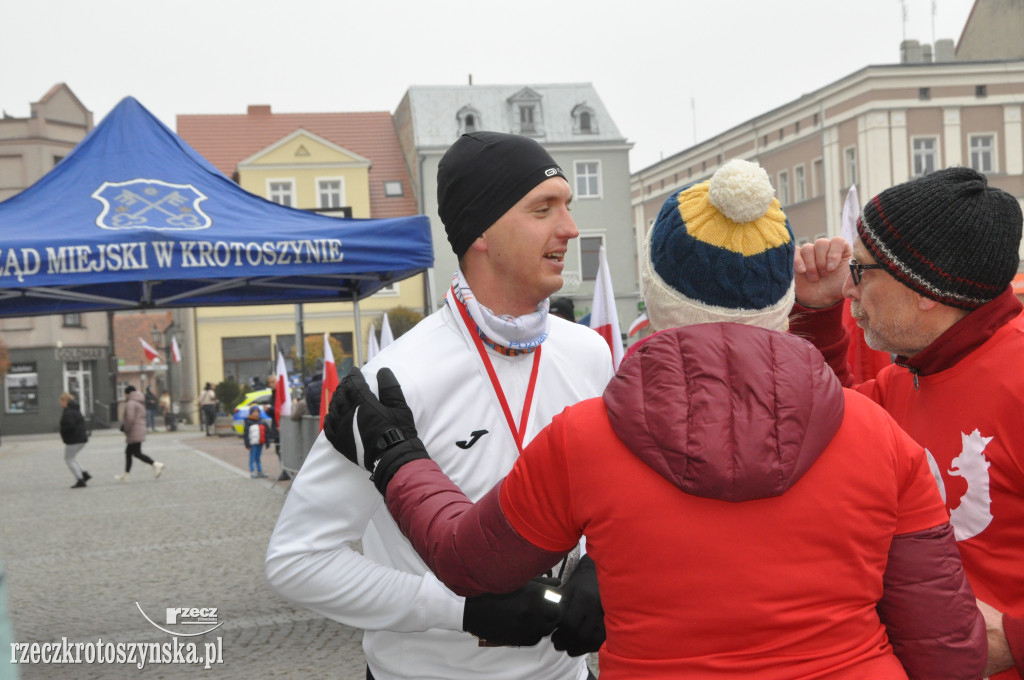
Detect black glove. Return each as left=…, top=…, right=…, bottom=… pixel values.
left=550, top=555, right=605, bottom=656
left=463, top=580, right=563, bottom=647
left=323, top=367, right=428, bottom=494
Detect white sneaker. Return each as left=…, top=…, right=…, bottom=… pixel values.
left=153, top=462, right=165, bottom=479
left=114, top=473, right=130, bottom=483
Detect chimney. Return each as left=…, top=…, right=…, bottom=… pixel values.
left=900, top=39, right=923, bottom=63
left=247, top=105, right=272, bottom=115
left=934, top=39, right=956, bottom=62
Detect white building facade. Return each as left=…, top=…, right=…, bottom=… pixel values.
left=394, top=84, right=641, bottom=332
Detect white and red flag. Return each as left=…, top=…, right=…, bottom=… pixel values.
left=366, top=322, right=380, bottom=363
left=274, top=351, right=292, bottom=426
left=627, top=312, right=650, bottom=337
left=839, top=185, right=891, bottom=382
left=589, top=245, right=623, bottom=370
left=171, top=336, right=181, bottom=363
left=319, top=333, right=338, bottom=431
left=139, top=337, right=160, bottom=362
left=380, top=313, right=395, bottom=349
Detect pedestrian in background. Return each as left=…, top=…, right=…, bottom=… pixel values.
left=198, top=382, right=217, bottom=436
left=58, top=392, right=91, bottom=489
left=159, top=390, right=176, bottom=431
left=117, top=386, right=165, bottom=482
left=143, top=386, right=158, bottom=432
left=549, top=297, right=576, bottom=323
left=243, top=406, right=267, bottom=479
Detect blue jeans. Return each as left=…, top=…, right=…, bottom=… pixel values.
left=248, top=445, right=263, bottom=473
left=145, top=409, right=156, bottom=431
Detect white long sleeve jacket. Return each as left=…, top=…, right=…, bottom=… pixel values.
left=266, top=295, right=614, bottom=680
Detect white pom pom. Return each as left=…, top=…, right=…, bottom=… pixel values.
left=708, top=159, right=775, bottom=223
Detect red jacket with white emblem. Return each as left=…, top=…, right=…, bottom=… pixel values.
left=383, top=323, right=986, bottom=680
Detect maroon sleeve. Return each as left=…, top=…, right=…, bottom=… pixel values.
left=1004, top=612, right=1024, bottom=679
left=789, top=302, right=856, bottom=387
left=384, top=459, right=567, bottom=597
left=876, top=522, right=987, bottom=680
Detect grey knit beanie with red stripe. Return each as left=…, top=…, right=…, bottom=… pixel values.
left=857, top=166, right=1022, bottom=310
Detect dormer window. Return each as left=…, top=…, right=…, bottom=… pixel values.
left=520, top=106, right=536, bottom=133
left=572, top=104, right=598, bottom=135
left=456, top=106, right=482, bottom=136
left=508, top=88, right=544, bottom=136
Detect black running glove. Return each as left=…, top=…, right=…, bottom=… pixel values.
left=550, top=554, right=605, bottom=656
left=463, top=579, right=563, bottom=647
left=323, top=366, right=428, bottom=494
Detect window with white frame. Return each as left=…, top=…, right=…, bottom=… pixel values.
left=318, top=179, right=344, bottom=209
left=572, top=104, right=598, bottom=135
left=575, top=161, right=601, bottom=198
left=912, top=137, right=938, bottom=176
left=268, top=180, right=294, bottom=207
left=794, top=165, right=806, bottom=203
left=520, top=105, right=537, bottom=134
left=844, top=147, right=857, bottom=187
left=778, top=171, right=790, bottom=205
left=969, top=134, right=995, bottom=173
left=812, top=158, right=824, bottom=197
left=579, top=234, right=605, bottom=280
left=383, top=181, right=404, bottom=197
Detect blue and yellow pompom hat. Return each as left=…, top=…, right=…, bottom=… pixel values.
left=642, top=159, right=794, bottom=332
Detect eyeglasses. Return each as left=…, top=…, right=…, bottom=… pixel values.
left=849, top=259, right=884, bottom=286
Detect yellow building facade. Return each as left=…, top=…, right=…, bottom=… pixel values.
left=192, top=129, right=426, bottom=388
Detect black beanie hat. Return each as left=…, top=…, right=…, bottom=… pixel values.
left=437, top=131, right=566, bottom=258
left=858, top=166, right=1022, bottom=310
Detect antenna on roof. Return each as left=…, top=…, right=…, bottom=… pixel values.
left=900, top=0, right=908, bottom=41
left=468, top=74, right=473, bottom=86
left=931, top=0, right=937, bottom=45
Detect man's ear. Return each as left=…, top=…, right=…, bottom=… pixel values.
left=916, top=294, right=940, bottom=311
left=467, top=233, right=488, bottom=254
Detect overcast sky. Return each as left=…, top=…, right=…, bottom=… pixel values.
left=3, top=0, right=976, bottom=172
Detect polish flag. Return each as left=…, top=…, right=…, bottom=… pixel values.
left=171, top=336, right=181, bottom=364
left=273, top=351, right=292, bottom=426
left=380, top=313, right=395, bottom=349
left=366, top=322, right=380, bottom=363
left=319, top=333, right=338, bottom=431
left=627, top=312, right=650, bottom=337
left=139, top=338, right=160, bottom=362
left=589, top=246, right=623, bottom=370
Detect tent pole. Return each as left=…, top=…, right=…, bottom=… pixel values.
left=352, top=295, right=363, bottom=367
left=294, top=304, right=305, bottom=383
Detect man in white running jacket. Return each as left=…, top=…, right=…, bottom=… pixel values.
left=266, top=131, right=615, bottom=680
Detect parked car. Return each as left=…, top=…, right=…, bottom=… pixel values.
left=232, top=388, right=272, bottom=435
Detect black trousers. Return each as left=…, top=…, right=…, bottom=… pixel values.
left=125, top=442, right=154, bottom=472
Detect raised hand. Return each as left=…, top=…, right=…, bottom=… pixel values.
left=793, top=236, right=852, bottom=309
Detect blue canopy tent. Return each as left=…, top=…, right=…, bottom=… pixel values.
left=0, top=97, right=433, bottom=323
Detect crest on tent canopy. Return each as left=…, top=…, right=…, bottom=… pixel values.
left=92, top=178, right=211, bottom=231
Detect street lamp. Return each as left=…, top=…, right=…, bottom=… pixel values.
left=151, top=322, right=179, bottom=430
